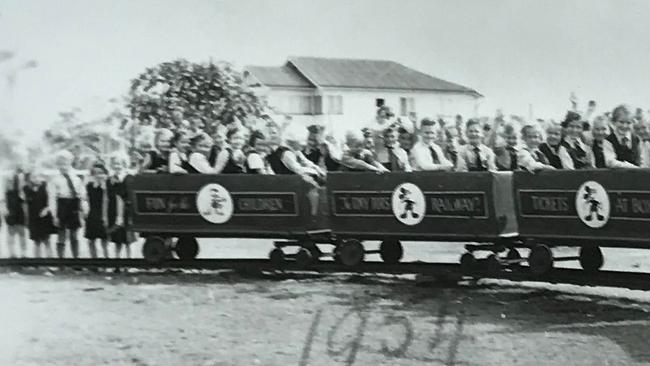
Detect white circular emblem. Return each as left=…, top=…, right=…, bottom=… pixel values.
left=575, top=181, right=610, bottom=229
left=391, top=183, right=426, bottom=226
left=196, top=183, right=234, bottom=224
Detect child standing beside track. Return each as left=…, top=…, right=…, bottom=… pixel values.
left=4, top=168, right=27, bottom=257
left=107, top=154, right=128, bottom=258
left=24, top=172, right=55, bottom=258
left=85, top=163, right=110, bottom=258
left=49, top=150, right=86, bottom=259
left=455, top=119, right=497, bottom=172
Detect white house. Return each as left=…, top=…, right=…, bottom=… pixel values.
left=244, top=56, right=482, bottom=135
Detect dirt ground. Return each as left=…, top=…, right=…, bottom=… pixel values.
left=1, top=267, right=650, bottom=366
left=3, top=234, right=650, bottom=365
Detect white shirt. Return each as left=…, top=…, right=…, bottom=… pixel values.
left=613, top=131, right=633, bottom=148
left=247, top=153, right=274, bottom=174
left=409, top=141, right=453, bottom=171
left=47, top=170, right=87, bottom=217
left=382, top=144, right=412, bottom=172
left=455, top=144, right=497, bottom=172
left=48, top=171, right=85, bottom=200
left=609, top=132, right=648, bottom=167
left=557, top=145, right=576, bottom=170
left=519, top=146, right=554, bottom=171
left=188, top=152, right=217, bottom=174
left=0, top=179, right=5, bottom=215
left=367, top=118, right=393, bottom=163
left=563, top=137, right=594, bottom=169
left=591, top=139, right=641, bottom=169
left=169, top=150, right=188, bottom=173
left=641, top=140, right=650, bottom=168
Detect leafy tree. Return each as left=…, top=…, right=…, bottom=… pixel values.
left=126, top=59, right=265, bottom=135
left=43, top=107, right=128, bottom=169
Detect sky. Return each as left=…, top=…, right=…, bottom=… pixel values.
left=1, top=0, right=650, bottom=141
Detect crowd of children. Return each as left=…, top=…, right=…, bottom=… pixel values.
left=2, top=101, right=649, bottom=258
left=133, top=102, right=650, bottom=178
left=1, top=151, right=132, bottom=259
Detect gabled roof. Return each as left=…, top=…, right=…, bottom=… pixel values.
left=245, top=64, right=314, bottom=89
left=245, top=56, right=481, bottom=96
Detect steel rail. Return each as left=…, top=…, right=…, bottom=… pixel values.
left=1, top=258, right=649, bottom=291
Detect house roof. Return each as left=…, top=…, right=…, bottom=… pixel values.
left=245, top=56, right=480, bottom=96
left=245, top=64, right=314, bottom=89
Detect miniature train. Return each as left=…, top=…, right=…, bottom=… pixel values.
left=126, top=170, right=650, bottom=276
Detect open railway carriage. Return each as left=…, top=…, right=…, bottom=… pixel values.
left=326, top=171, right=518, bottom=267
left=127, top=174, right=329, bottom=263
left=513, top=169, right=650, bottom=275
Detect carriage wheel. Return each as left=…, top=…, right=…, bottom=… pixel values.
left=579, top=246, right=604, bottom=273
left=295, top=248, right=313, bottom=268
left=379, top=239, right=403, bottom=264
left=338, top=239, right=365, bottom=267
left=301, top=240, right=321, bottom=263
left=333, top=252, right=343, bottom=264
left=528, top=244, right=554, bottom=276
left=506, top=248, right=522, bottom=268
left=142, top=236, right=169, bottom=263
left=460, top=252, right=477, bottom=274
left=486, top=254, right=501, bottom=275
left=175, top=236, right=199, bottom=260
left=269, top=248, right=285, bottom=267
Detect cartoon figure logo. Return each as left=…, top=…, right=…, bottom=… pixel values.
left=575, top=181, right=610, bottom=229
left=196, top=183, right=234, bottom=224
left=391, top=183, right=425, bottom=226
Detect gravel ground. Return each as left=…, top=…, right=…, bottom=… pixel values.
left=1, top=269, right=650, bottom=366
left=3, top=231, right=650, bottom=365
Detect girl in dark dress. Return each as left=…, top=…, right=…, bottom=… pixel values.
left=85, top=163, right=109, bottom=258
left=213, top=128, right=247, bottom=174
left=24, top=172, right=55, bottom=257
left=108, top=154, right=132, bottom=258
left=168, top=130, right=196, bottom=174
left=246, top=130, right=273, bottom=174
left=561, top=111, right=593, bottom=169
left=208, top=130, right=226, bottom=167
left=141, top=128, right=173, bottom=173
left=4, top=170, right=27, bottom=257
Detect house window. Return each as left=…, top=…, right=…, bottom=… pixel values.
left=400, top=97, right=416, bottom=116
left=277, top=95, right=323, bottom=115
left=327, top=95, right=343, bottom=115
left=312, top=95, right=323, bottom=115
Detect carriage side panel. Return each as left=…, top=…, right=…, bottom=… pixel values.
left=327, top=171, right=513, bottom=241
left=127, top=174, right=325, bottom=239
left=514, top=169, right=650, bottom=247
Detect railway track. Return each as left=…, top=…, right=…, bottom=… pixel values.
left=2, top=257, right=650, bottom=291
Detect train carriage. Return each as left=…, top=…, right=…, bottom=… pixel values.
left=513, top=169, right=650, bottom=275
left=127, top=174, right=329, bottom=262
left=326, top=171, right=518, bottom=266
